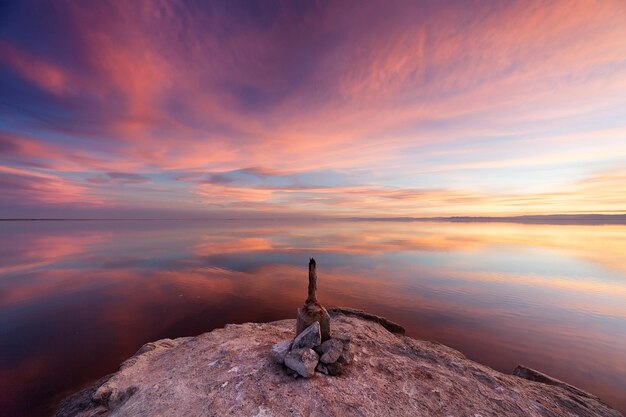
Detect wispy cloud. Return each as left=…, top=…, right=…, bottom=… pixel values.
left=1, top=0, right=625, bottom=216
left=0, top=166, right=105, bottom=206
left=87, top=172, right=149, bottom=185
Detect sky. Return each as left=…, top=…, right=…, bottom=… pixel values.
left=1, top=0, right=625, bottom=218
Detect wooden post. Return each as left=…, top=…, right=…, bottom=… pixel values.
left=296, top=258, right=331, bottom=341
left=307, top=258, right=317, bottom=304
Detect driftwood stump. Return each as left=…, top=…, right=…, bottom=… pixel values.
left=296, top=258, right=331, bottom=341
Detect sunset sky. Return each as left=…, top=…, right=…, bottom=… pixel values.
left=1, top=0, right=625, bottom=218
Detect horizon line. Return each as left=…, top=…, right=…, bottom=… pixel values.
left=2, top=213, right=626, bottom=225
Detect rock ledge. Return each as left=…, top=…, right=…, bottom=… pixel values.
left=56, top=309, right=622, bottom=417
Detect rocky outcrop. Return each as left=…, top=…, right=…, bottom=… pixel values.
left=56, top=309, right=623, bottom=417
left=328, top=306, right=406, bottom=335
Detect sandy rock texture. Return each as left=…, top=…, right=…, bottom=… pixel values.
left=56, top=308, right=622, bottom=417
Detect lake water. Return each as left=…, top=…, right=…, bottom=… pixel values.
left=1, top=219, right=625, bottom=416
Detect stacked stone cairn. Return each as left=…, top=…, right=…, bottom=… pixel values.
left=270, top=259, right=353, bottom=377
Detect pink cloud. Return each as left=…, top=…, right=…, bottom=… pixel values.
left=0, top=41, right=72, bottom=95
left=1, top=0, right=625, bottom=215
left=0, top=166, right=106, bottom=206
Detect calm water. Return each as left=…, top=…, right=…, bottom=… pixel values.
left=1, top=219, right=625, bottom=416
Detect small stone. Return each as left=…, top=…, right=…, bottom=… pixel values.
left=316, top=337, right=351, bottom=364
left=316, top=338, right=336, bottom=354
left=325, top=362, right=343, bottom=376
left=321, top=351, right=340, bottom=364
left=316, top=363, right=329, bottom=375
left=334, top=332, right=352, bottom=344
left=337, top=348, right=353, bottom=365
left=292, top=322, right=321, bottom=350
left=319, top=339, right=343, bottom=364
left=334, top=334, right=353, bottom=364
left=284, top=348, right=319, bottom=378
left=270, top=340, right=292, bottom=364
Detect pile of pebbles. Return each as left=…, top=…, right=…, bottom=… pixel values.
left=270, top=321, right=353, bottom=377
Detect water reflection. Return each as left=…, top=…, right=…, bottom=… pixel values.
left=1, top=220, right=625, bottom=416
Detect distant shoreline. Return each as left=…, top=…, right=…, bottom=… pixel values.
left=348, top=214, right=626, bottom=225
left=0, top=218, right=292, bottom=222
left=2, top=214, right=626, bottom=225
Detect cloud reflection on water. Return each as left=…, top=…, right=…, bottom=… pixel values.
left=1, top=219, right=625, bottom=415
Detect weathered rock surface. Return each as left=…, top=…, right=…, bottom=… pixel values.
left=316, top=360, right=344, bottom=376
left=284, top=348, right=319, bottom=378
left=317, top=338, right=343, bottom=364
left=328, top=306, right=406, bottom=335
left=332, top=332, right=354, bottom=364
left=291, top=321, right=321, bottom=350
left=296, top=304, right=331, bottom=341
left=270, top=340, right=291, bottom=364
left=56, top=309, right=623, bottom=417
